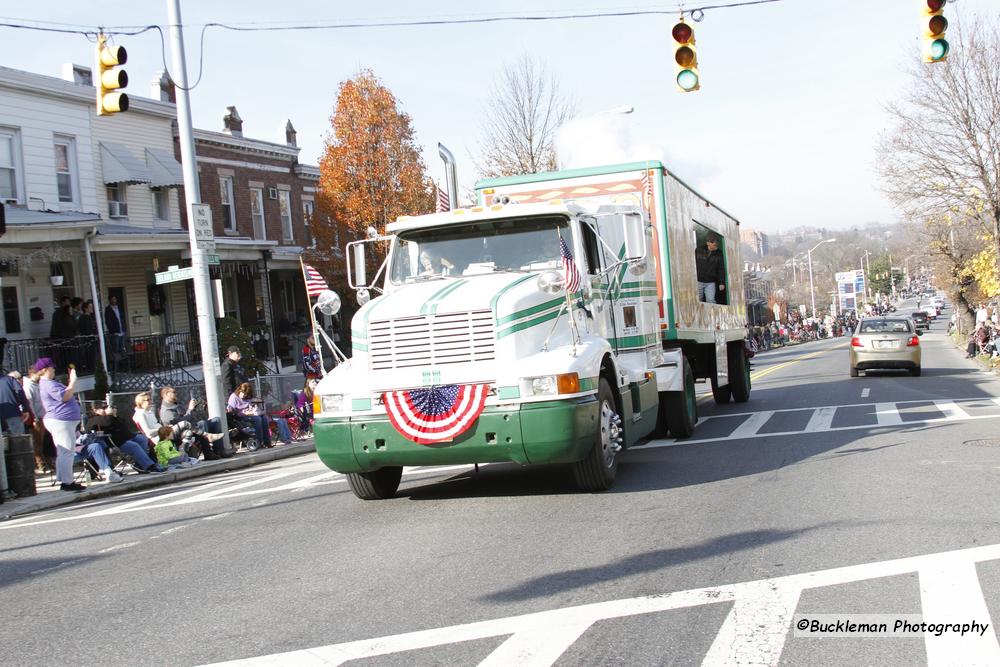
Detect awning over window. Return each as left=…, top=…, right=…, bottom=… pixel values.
left=145, top=147, right=184, bottom=188
left=100, top=142, right=152, bottom=185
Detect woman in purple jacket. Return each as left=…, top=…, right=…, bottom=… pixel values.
left=35, top=357, right=85, bottom=492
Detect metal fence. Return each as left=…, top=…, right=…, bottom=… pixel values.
left=99, top=373, right=308, bottom=425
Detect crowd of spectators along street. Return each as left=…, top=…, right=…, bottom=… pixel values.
left=0, top=345, right=315, bottom=496
left=964, top=302, right=1000, bottom=359
left=745, top=313, right=858, bottom=352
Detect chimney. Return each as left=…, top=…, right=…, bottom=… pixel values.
left=222, top=106, right=243, bottom=137
left=151, top=70, right=176, bottom=103
left=284, top=120, right=297, bottom=147
left=62, top=63, right=92, bottom=87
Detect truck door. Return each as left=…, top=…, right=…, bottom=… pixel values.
left=578, top=218, right=617, bottom=346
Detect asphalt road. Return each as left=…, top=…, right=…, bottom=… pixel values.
left=3, top=297, right=1000, bottom=666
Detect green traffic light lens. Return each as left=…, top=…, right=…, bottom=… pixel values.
left=930, top=38, right=949, bottom=60
left=677, top=69, right=699, bottom=91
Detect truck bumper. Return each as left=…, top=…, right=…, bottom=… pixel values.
left=314, top=397, right=599, bottom=474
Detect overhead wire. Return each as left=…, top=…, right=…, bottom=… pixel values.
left=0, top=0, right=785, bottom=91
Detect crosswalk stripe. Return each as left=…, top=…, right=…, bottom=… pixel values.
left=935, top=401, right=970, bottom=421
left=804, top=406, right=836, bottom=432
left=875, top=402, right=902, bottom=426
left=703, top=582, right=802, bottom=666
left=478, top=620, right=594, bottom=667
left=728, top=411, right=774, bottom=439
left=919, top=558, right=1000, bottom=665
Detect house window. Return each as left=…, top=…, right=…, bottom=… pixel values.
left=278, top=190, right=293, bottom=242
left=220, top=176, right=236, bottom=231
left=152, top=188, right=169, bottom=221
left=0, top=129, right=19, bottom=201
left=53, top=136, right=77, bottom=204
left=250, top=187, right=266, bottom=240
left=2, top=286, right=21, bottom=334
left=302, top=199, right=314, bottom=248
left=107, top=184, right=128, bottom=218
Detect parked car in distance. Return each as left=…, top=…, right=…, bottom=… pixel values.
left=850, top=317, right=922, bottom=377
left=911, top=311, right=930, bottom=330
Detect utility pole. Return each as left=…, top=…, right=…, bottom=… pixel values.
left=167, top=0, right=230, bottom=451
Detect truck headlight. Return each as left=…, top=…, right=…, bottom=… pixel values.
left=317, top=394, right=345, bottom=413
left=527, top=372, right=580, bottom=396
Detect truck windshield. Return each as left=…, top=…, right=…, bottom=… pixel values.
left=389, top=214, right=571, bottom=284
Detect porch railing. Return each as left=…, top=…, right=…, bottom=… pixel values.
left=0, top=331, right=202, bottom=375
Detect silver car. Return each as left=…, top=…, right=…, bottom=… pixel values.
left=850, top=317, right=922, bottom=377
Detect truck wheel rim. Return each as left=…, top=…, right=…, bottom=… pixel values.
left=599, top=401, right=621, bottom=468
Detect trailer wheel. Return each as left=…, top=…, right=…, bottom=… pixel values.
left=572, top=378, right=622, bottom=492
left=662, top=358, right=697, bottom=439
left=729, top=342, right=751, bottom=403
left=710, top=375, right=731, bottom=405
left=346, top=466, right=403, bottom=500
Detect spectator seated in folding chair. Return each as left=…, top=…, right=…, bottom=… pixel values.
left=225, top=411, right=260, bottom=452
left=73, top=432, right=124, bottom=484
left=85, top=402, right=166, bottom=474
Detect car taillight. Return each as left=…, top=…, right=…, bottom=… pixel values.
left=907, top=336, right=919, bottom=346
left=851, top=337, right=863, bottom=347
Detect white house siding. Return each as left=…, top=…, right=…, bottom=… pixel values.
left=92, top=108, right=182, bottom=229
left=96, top=252, right=191, bottom=338
left=0, top=81, right=98, bottom=214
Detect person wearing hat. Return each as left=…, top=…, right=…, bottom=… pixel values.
left=695, top=235, right=726, bottom=304
left=35, top=357, right=86, bottom=492
left=220, top=346, right=247, bottom=398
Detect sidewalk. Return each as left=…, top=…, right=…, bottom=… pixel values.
left=1, top=439, right=316, bottom=521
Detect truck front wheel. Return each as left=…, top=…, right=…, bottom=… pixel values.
left=572, top=378, right=622, bottom=492
left=346, top=466, right=403, bottom=500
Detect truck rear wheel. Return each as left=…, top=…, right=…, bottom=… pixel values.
left=346, top=466, right=403, bottom=500
left=572, top=378, right=622, bottom=492
left=710, top=375, right=731, bottom=404
left=729, top=342, right=751, bottom=403
left=661, top=358, right=697, bottom=439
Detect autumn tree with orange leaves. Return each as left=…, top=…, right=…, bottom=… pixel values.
left=307, top=69, right=434, bottom=294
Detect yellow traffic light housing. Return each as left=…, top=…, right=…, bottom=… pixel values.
left=921, top=0, right=949, bottom=63
left=96, top=34, right=129, bottom=115
left=672, top=18, right=700, bottom=92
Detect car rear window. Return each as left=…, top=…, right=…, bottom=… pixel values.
left=860, top=319, right=912, bottom=333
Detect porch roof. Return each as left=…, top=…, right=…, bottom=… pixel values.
left=1, top=205, right=103, bottom=242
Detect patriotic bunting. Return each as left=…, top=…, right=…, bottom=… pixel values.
left=303, top=263, right=329, bottom=297
left=559, top=236, right=581, bottom=293
left=383, top=383, right=489, bottom=445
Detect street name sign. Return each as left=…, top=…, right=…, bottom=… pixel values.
left=155, top=266, right=196, bottom=285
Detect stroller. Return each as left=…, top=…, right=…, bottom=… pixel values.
left=288, top=389, right=313, bottom=439
left=226, top=411, right=260, bottom=452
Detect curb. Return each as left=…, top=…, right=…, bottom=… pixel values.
left=0, top=441, right=316, bottom=521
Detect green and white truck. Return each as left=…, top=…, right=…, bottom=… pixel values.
left=313, top=160, right=749, bottom=499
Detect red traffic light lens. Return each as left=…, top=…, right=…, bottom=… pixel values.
left=928, top=15, right=947, bottom=36
left=926, top=0, right=945, bottom=11
left=672, top=22, right=693, bottom=44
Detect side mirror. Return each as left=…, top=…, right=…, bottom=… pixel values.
left=623, top=212, right=646, bottom=262
left=347, top=241, right=368, bottom=288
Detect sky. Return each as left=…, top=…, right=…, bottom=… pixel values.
left=1, top=0, right=996, bottom=235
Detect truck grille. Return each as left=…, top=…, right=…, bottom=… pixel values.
left=369, top=310, right=496, bottom=371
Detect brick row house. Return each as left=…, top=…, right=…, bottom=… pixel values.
left=0, top=63, right=332, bottom=385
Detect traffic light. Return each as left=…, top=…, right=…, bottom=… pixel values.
left=96, top=33, right=129, bottom=115
left=921, top=0, right=949, bottom=63
left=671, top=18, right=700, bottom=92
